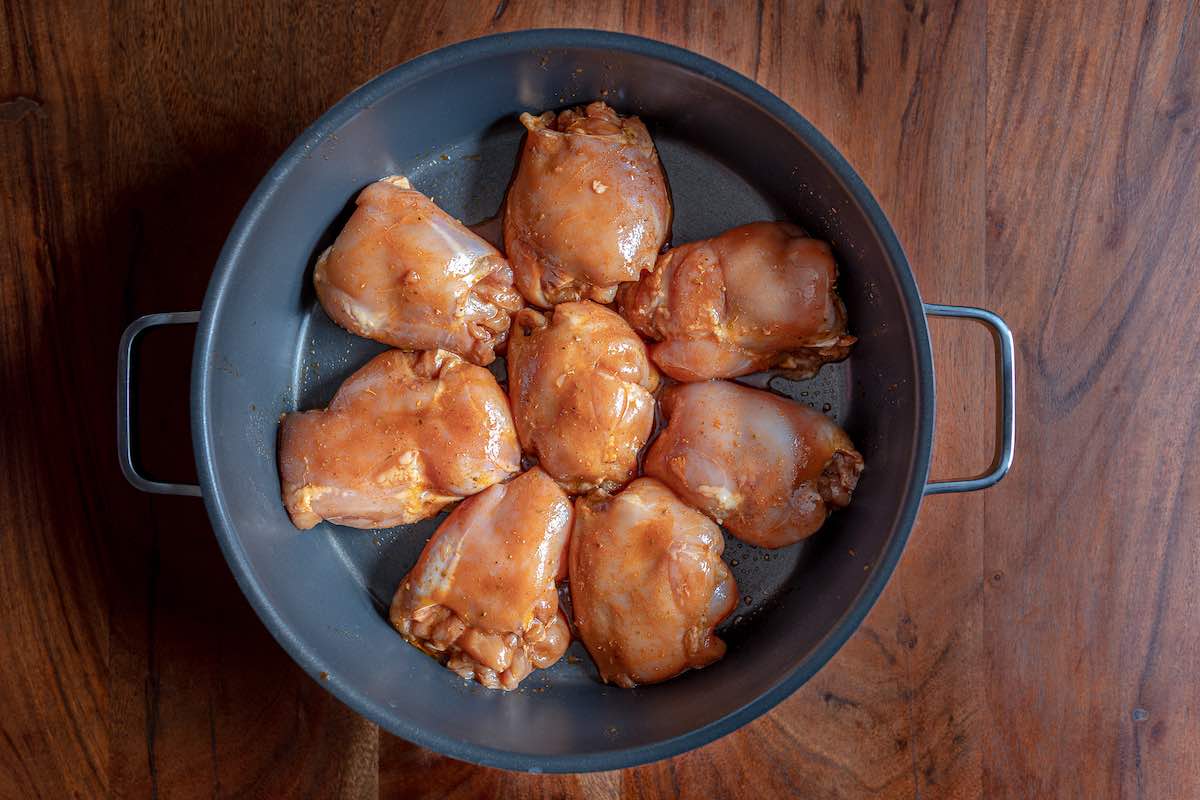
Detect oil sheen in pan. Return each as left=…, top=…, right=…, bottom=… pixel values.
left=288, top=115, right=855, bottom=688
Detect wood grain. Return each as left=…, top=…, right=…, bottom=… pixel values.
left=984, top=2, right=1200, bottom=797
left=0, top=0, right=1196, bottom=798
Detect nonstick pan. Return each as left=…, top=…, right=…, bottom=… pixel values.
left=117, top=30, right=1015, bottom=772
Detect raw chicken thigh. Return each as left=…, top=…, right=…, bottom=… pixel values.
left=314, top=176, right=523, bottom=366
left=278, top=349, right=519, bottom=530
left=645, top=380, right=863, bottom=548
left=504, top=101, right=672, bottom=307
left=390, top=467, right=572, bottom=691
left=570, top=478, right=737, bottom=687
left=618, top=222, right=854, bottom=381
left=507, top=301, right=660, bottom=494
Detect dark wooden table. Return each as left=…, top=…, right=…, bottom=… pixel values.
left=3, top=1, right=1198, bottom=797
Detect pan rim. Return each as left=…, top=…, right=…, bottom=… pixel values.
left=191, top=28, right=935, bottom=773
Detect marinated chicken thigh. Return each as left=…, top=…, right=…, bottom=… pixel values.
left=507, top=301, right=660, bottom=494
left=390, top=467, right=572, bottom=690
left=278, top=349, right=519, bottom=530
left=504, top=101, right=671, bottom=307
left=570, top=478, right=737, bottom=687
left=618, top=222, right=855, bottom=381
left=314, top=176, right=523, bottom=366
left=645, top=380, right=863, bottom=548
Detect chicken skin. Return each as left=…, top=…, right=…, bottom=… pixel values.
left=389, top=467, right=572, bottom=691
left=570, top=478, right=737, bottom=687
left=618, top=222, right=855, bottom=381
left=644, top=381, right=863, bottom=549
left=314, top=176, right=523, bottom=366
left=507, top=301, right=660, bottom=494
left=504, top=101, right=672, bottom=307
left=278, top=349, right=519, bottom=530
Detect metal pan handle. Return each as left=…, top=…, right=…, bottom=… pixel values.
left=117, top=312, right=203, bottom=496
left=922, top=303, right=1016, bottom=495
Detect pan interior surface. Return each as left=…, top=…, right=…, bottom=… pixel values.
left=196, top=32, right=927, bottom=771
